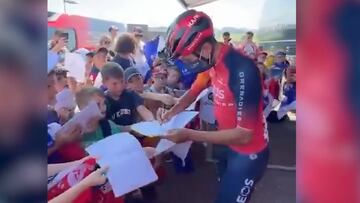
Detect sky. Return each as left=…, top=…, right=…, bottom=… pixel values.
left=48, top=0, right=271, bottom=29
left=259, top=0, right=296, bottom=27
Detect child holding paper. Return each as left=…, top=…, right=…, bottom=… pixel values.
left=54, top=88, right=76, bottom=125
left=124, top=66, right=178, bottom=116
left=100, top=62, right=154, bottom=126
left=47, top=69, right=85, bottom=163
left=75, top=87, right=125, bottom=147
left=144, top=66, right=177, bottom=116
left=48, top=156, right=118, bottom=203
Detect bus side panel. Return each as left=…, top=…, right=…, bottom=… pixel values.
left=48, top=14, right=93, bottom=50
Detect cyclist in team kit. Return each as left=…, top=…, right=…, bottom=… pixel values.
left=159, top=10, right=270, bottom=203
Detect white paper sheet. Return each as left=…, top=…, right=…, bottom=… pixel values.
left=277, top=100, right=296, bottom=119
left=154, top=139, right=192, bottom=166
left=86, top=133, right=158, bottom=197
left=131, top=121, right=166, bottom=137
left=154, top=139, right=176, bottom=156
left=54, top=89, right=76, bottom=111
left=263, top=93, right=274, bottom=118
left=132, top=111, right=198, bottom=165
left=64, top=52, right=86, bottom=82
left=47, top=122, right=62, bottom=140
left=61, top=100, right=103, bottom=134
left=131, top=111, right=199, bottom=137
left=186, top=88, right=209, bottom=111
left=170, top=141, right=193, bottom=166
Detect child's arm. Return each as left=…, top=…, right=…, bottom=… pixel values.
left=49, top=167, right=108, bottom=203
left=140, top=92, right=177, bottom=105
left=48, top=157, right=93, bottom=177
left=132, top=91, right=155, bottom=121
left=136, top=105, right=155, bottom=121
left=48, top=160, right=80, bottom=177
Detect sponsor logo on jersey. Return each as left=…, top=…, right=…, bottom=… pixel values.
left=237, top=72, right=245, bottom=122
left=236, top=178, right=254, bottom=203
left=249, top=154, right=258, bottom=160
left=213, top=86, right=225, bottom=100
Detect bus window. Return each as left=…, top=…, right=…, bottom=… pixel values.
left=47, top=26, right=77, bottom=51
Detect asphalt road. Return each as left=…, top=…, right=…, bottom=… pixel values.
left=155, top=119, right=296, bottom=203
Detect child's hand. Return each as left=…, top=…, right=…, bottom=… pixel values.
left=157, top=108, right=174, bottom=124
left=82, top=166, right=109, bottom=187
left=56, top=122, right=83, bottom=146
left=51, top=37, right=67, bottom=53
left=165, top=128, right=192, bottom=143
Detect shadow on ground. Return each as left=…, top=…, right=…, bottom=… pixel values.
left=156, top=120, right=296, bottom=203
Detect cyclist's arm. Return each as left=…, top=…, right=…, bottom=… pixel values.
left=190, top=60, right=262, bottom=145
left=187, top=128, right=252, bottom=145
left=168, top=71, right=211, bottom=116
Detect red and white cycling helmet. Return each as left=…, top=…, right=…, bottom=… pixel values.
left=164, top=9, right=214, bottom=60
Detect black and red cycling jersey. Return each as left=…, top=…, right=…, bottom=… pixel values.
left=189, top=44, right=268, bottom=154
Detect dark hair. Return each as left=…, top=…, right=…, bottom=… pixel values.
left=260, top=52, right=268, bottom=56
left=96, top=47, right=109, bottom=55
left=54, top=68, right=68, bottom=80
left=47, top=69, right=56, bottom=77
left=115, top=33, right=136, bottom=54
left=101, top=62, right=124, bottom=81
left=75, top=87, right=105, bottom=109
left=246, top=31, right=254, bottom=37
left=86, top=52, right=94, bottom=58
left=223, top=32, right=230, bottom=37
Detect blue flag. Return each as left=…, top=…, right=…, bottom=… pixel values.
left=144, top=35, right=165, bottom=67
left=277, top=82, right=296, bottom=119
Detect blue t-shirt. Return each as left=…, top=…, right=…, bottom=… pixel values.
left=47, top=109, right=59, bottom=148
left=105, top=90, right=144, bottom=125
left=112, top=55, right=135, bottom=70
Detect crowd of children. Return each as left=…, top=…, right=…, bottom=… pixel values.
left=47, top=27, right=295, bottom=203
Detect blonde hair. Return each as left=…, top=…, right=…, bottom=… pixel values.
left=75, top=87, right=105, bottom=109
left=99, top=35, right=111, bottom=46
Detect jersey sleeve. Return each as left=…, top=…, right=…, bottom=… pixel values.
left=188, top=70, right=211, bottom=97
left=234, top=60, right=262, bottom=131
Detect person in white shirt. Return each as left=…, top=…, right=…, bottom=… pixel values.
left=132, top=26, right=150, bottom=77
left=199, top=87, right=217, bottom=162
left=239, top=31, right=258, bottom=57
left=108, top=25, right=119, bottom=52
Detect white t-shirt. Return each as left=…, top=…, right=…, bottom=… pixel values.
left=241, top=42, right=258, bottom=56
left=93, top=73, right=103, bottom=88
left=199, top=88, right=216, bottom=124
left=133, top=41, right=150, bottom=77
